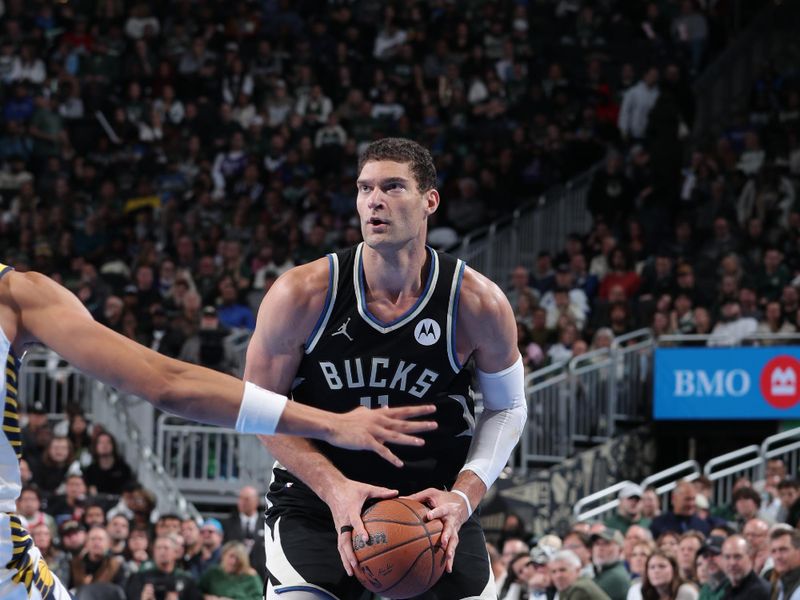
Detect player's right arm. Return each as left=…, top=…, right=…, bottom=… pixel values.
left=5, top=269, right=434, bottom=450
left=246, top=259, right=420, bottom=576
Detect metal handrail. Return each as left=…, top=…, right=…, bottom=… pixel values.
left=640, top=460, right=702, bottom=509
left=658, top=332, right=800, bottom=346
left=573, top=480, right=635, bottom=522
left=703, top=445, right=763, bottom=506
left=612, top=329, right=655, bottom=349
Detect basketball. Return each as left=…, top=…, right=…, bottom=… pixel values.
left=352, top=497, right=446, bottom=599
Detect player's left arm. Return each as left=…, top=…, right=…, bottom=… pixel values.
left=408, top=267, right=527, bottom=570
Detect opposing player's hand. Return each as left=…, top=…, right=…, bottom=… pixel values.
left=325, top=405, right=437, bottom=467
left=323, top=478, right=398, bottom=577
left=406, top=488, right=470, bottom=573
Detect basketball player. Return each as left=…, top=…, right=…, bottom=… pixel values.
left=247, top=138, right=527, bottom=599
left=0, top=265, right=437, bottom=599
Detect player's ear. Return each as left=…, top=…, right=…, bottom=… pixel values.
left=424, top=189, right=439, bottom=216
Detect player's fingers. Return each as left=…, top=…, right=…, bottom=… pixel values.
left=425, top=503, right=456, bottom=521
left=366, top=485, right=399, bottom=500
left=371, top=439, right=404, bottom=467
left=379, top=416, right=437, bottom=434
left=382, top=404, right=437, bottom=419
left=443, top=526, right=459, bottom=573
left=405, top=488, right=438, bottom=509
left=377, top=428, right=426, bottom=447
left=336, top=529, right=355, bottom=576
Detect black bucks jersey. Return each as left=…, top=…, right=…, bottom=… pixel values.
left=274, top=243, right=475, bottom=497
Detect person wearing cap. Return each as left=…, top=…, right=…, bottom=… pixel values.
left=59, top=519, right=87, bottom=559
left=592, top=529, right=631, bottom=599
left=21, top=400, right=50, bottom=462
left=550, top=549, right=611, bottom=599
left=540, top=263, right=589, bottom=324
left=720, top=534, right=769, bottom=600
left=197, top=518, right=224, bottom=577
left=697, top=536, right=729, bottom=600
left=606, top=483, right=651, bottom=534
left=651, top=481, right=712, bottom=539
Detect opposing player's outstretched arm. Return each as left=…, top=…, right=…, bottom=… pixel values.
left=408, top=267, right=526, bottom=571
left=7, top=269, right=435, bottom=443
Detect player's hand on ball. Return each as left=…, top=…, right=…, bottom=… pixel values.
left=321, top=478, right=398, bottom=577
left=406, top=488, right=470, bottom=573
left=326, top=405, right=437, bottom=467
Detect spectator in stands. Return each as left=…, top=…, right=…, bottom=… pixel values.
left=550, top=549, right=610, bottom=599
left=658, top=532, right=681, bottom=558
left=778, top=481, right=800, bottom=526
left=83, top=502, right=107, bottom=530
left=742, top=518, right=772, bottom=577
left=547, top=322, right=580, bottom=364
left=180, top=518, right=203, bottom=576
left=215, top=275, right=256, bottom=331
left=696, top=536, right=728, bottom=600
left=618, top=66, right=659, bottom=142
left=507, top=265, right=539, bottom=309
left=123, top=527, right=150, bottom=575
left=198, top=541, right=262, bottom=600
left=125, top=535, right=202, bottom=600
left=197, top=518, right=224, bottom=576
left=629, top=541, right=655, bottom=597
left=677, top=532, right=704, bottom=583
left=592, top=529, right=631, bottom=600
left=707, top=300, right=758, bottom=346
left=31, top=435, right=75, bottom=494
left=531, top=251, right=556, bottom=296
left=21, top=400, right=50, bottom=462
left=107, top=514, right=130, bottom=558
left=179, top=305, right=236, bottom=374
left=720, top=534, right=769, bottom=600
left=625, top=526, right=655, bottom=565
left=70, top=525, right=126, bottom=593
left=564, top=530, right=596, bottom=580
left=47, top=473, right=88, bottom=524
left=60, top=519, right=87, bottom=559
left=769, top=527, right=800, bottom=600
left=652, top=481, right=712, bottom=538
left=222, top=485, right=265, bottom=579
left=83, top=431, right=135, bottom=496
left=606, top=484, right=648, bottom=533
left=545, top=287, right=587, bottom=331
left=32, top=521, right=70, bottom=586
left=16, top=484, right=56, bottom=536
left=600, top=248, right=641, bottom=301
left=642, top=489, right=662, bottom=521
left=640, top=550, right=698, bottom=600
left=732, top=487, right=770, bottom=530
left=503, top=549, right=555, bottom=600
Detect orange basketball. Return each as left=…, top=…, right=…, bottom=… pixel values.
left=352, top=498, right=446, bottom=599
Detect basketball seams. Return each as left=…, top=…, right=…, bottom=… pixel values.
left=355, top=498, right=446, bottom=597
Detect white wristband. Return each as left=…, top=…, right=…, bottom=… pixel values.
left=451, top=489, right=473, bottom=517
left=235, top=382, right=288, bottom=435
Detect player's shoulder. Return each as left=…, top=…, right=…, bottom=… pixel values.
left=457, top=265, right=512, bottom=322
left=257, top=256, right=333, bottom=325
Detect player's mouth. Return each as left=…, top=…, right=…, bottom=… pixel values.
left=367, top=217, right=389, bottom=228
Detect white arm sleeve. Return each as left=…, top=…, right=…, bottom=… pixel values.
left=460, top=356, right=528, bottom=489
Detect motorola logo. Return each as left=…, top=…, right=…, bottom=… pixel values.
left=414, top=319, right=441, bottom=346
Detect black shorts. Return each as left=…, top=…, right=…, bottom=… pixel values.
left=264, top=492, right=496, bottom=600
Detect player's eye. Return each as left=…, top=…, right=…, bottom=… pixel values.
left=384, top=183, right=405, bottom=192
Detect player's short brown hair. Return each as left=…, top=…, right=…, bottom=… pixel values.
left=358, top=138, right=437, bottom=193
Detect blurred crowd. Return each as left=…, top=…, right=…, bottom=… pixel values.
left=18, top=398, right=267, bottom=600
left=509, top=58, right=800, bottom=369
left=490, top=458, right=800, bottom=600
left=0, top=0, right=751, bottom=375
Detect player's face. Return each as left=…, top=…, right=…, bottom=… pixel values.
left=356, top=160, right=438, bottom=251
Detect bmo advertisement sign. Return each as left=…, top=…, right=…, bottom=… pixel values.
left=654, top=347, right=800, bottom=419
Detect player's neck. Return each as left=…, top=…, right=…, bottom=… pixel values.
left=361, top=241, right=429, bottom=301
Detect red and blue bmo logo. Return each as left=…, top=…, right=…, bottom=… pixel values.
left=655, top=348, right=800, bottom=419
left=760, top=355, right=800, bottom=409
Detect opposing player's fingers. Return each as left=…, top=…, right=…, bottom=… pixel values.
left=378, top=428, right=426, bottom=447
left=372, top=439, right=404, bottom=467
left=382, top=404, right=437, bottom=419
